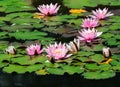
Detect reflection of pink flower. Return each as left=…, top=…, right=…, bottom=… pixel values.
left=90, top=8, right=113, bottom=20
left=37, top=3, right=60, bottom=16
left=77, top=28, right=102, bottom=43
left=81, top=18, right=99, bottom=28
left=45, top=42, right=72, bottom=60
left=26, top=44, right=43, bottom=56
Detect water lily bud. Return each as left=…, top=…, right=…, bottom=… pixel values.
left=5, top=46, right=16, bottom=55
left=102, top=47, right=111, bottom=58
left=66, top=38, right=80, bottom=53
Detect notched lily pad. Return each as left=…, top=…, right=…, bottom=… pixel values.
left=82, top=70, right=115, bottom=79
left=11, top=55, right=47, bottom=65
left=3, top=64, right=44, bottom=74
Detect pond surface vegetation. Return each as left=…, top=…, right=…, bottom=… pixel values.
left=0, top=0, right=120, bottom=82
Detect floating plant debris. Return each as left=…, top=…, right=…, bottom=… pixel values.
left=0, top=0, right=120, bottom=80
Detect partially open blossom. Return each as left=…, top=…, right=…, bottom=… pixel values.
left=37, top=3, right=60, bottom=17
left=69, top=9, right=87, bottom=14
left=81, top=18, right=99, bottom=28
left=89, top=8, right=114, bottom=20
left=77, top=28, right=102, bottom=43
left=5, top=46, right=16, bottom=55
left=102, top=47, right=111, bottom=58
left=66, top=38, right=80, bottom=53
left=45, top=42, right=72, bottom=60
left=26, top=44, right=43, bottom=56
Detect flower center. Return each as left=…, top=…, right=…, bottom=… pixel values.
left=55, top=49, right=61, bottom=54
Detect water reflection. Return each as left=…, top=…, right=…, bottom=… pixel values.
left=0, top=70, right=120, bottom=87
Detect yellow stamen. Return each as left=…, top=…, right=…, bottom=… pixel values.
left=55, top=50, right=61, bottom=54
left=69, top=9, right=87, bottom=14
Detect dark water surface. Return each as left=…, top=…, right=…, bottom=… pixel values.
left=0, top=70, right=120, bottom=87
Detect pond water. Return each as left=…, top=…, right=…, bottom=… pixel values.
left=0, top=0, right=120, bottom=86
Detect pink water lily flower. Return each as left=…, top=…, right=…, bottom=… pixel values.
left=81, top=18, right=99, bottom=28
left=90, top=8, right=114, bottom=20
left=26, top=44, right=43, bottom=56
left=37, top=3, right=60, bottom=16
left=77, top=28, right=102, bottom=43
left=45, top=42, right=72, bottom=60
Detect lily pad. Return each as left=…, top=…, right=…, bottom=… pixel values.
left=11, top=55, right=47, bottom=65
left=82, top=70, right=115, bottom=79
left=3, top=64, right=44, bottom=73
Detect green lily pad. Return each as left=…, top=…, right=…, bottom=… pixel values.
left=0, top=54, right=12, bottom=62
left=3, top=64, right=44, bottom=74
left=77, top=51, right=94, bottom=57
left=82, top=44, right=103, bottom=52
left=36, top=69, right=48, bottom=75
left=82, top=70, right=115, bottom=79
left=46, top=68, right=65, bottom=75
left=90, top=54, right=104, bottom=63
left=62, top=65, right=84, bottom=74
left=99, top=64, right=111, bottom=71
left=11, top=55, right=47, bottom=65
left=8, top=30, right=47, bottom=40
left=85, top=63, right=99, bottom=71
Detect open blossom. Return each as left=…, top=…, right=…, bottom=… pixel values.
left=37, top=3, right=60, bottom=16
left=5, top=46, right=16, bottom=55
left=89, top=8, right=114, bottom=20
left=81, top=18, right=99, bottom=28
left=45, top=42, right=72, bottom=60
left=77, top=28, right=102, bottom=43
left=26, top=44, right=43, bottom=56
left=66, top=38, right=80, bottom=53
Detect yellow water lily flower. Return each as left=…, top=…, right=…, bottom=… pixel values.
left=69, top=9, right=87, bottom=14
left=100, top=58, right=112, bottom=64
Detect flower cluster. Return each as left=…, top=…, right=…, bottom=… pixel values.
left=4, top=7, right=113, bottom=63
left=77, top=8, right=113, bottom=43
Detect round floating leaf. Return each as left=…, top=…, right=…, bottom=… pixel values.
left=99, top=64, right=111, bottom=71
left=3, top=64, right=44, bottom=74
left=77, top=51, right=94, bottom=57
left=8, top=30, right=47, bottom=40
left=6, top=12, right=33, bottom=19
left=0, top=54, right=12, bottom=62
left=82, top=44, right=103, bottom=52
left=11, top=55, right=47, bottom=65
left=90, top=54, right=104, bottom=63
left=100, top=33, right=114, bottom=39
left=106, top=38, right=118, bottom=46
left=112, top=63, right=120, bottom=71
left=62, top=65, right=84, bottom=74
left=0, top=32, right=7, bottom=37
left=82, top=70, right=115, bottom=79
left=85, top=63, right=99, bottom=71
left=63, top=0, right=95, bottom=8
left=36, top=69, right=48, bottom=75
left=1, top=25, right=33, bottom=32
left=46, top=68, right=65, bottom=75
left=0, top=62, right=9, bottom=68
